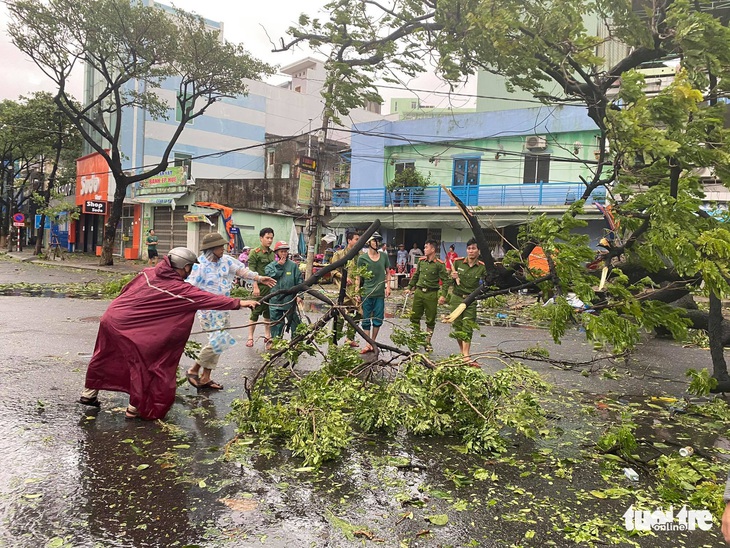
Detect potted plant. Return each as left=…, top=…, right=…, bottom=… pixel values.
left=386, top=167, right=431, bottom=206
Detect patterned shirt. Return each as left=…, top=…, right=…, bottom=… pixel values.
left=187, top=253, right=256, bottom=297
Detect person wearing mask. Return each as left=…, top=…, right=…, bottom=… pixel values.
left=78, top=248, right=258, bottom=420
left=246, top=228, right=276, bottom=347
left=186, top=233, right=276, bottom=390
left=405, top=240, right=449, bottom=352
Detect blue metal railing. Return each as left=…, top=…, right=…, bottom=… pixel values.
left=332, top=183, right=606, bottom=208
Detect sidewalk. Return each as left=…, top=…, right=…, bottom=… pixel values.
left=3, top=249, right=145, bottom=275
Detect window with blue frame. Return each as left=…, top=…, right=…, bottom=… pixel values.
left=452, top=158, right=480, bottom=186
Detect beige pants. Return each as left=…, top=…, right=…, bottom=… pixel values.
left=81, top=388, right=137, bottom=413
left=196, top=344, right=222, bottom=370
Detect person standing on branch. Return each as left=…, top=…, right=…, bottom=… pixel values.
left=246, top=228, right=275, bottom=347
left=265, top=241, right=304, bottom=341
left=331, top=231, right=361, bottom=347
left=356, top=231, right=391, bottom=353
left=186, top=232, right=276, bottom=390
left=447, top=238, right=487, bottom=366
left=405, top=240, right=449, bottom=352
left=146, top=229, right=159, bottom=266
left=78, top=248, right=258, bottom=420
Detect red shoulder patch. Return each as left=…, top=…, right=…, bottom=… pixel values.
left=478, top=260, right=485, bottom=265
left=419, top=256, right=428, bottom=261
left=435, top=259, right=445, bottom=264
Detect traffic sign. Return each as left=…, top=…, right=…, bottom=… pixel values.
left=13, top=222, right=24, bottom=228
left=13, top=212, right=25, bottom=224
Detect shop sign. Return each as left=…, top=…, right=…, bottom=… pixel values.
left=140, top=166, right=186, bottom=188
left=84, top=200, right=107, bottom=215
left=298, top=156, right=317, bottom=172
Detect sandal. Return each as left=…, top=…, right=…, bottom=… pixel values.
left=245, top=338, right=254, bottom=347
left=125, top=406, right=140, bottom=420
left=347, top=340, right=360, bottom=348
left=79, top=396, right=101, bottom=407
left=359, top=345, right=374, bottom=354
left=264, top=337, right=272, bottom=350
left=186, top=372, right=200, bottom=388
left=197, top=380, right=224, bottom=391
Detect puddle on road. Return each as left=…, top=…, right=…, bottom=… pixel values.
left=2, top=385, right=728, bottom=547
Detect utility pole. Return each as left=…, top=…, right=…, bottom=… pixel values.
left=305, top=93, right=333, bottom=279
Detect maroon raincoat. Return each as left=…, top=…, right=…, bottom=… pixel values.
left=84, top=257, right=241, bottom=419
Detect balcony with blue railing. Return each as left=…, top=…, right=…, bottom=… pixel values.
left=332, top=182, right=606, bottom=208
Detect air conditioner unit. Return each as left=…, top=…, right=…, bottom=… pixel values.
left=525, top=135, right=547, bottom=151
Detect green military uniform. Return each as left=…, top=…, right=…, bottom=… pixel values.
left=248, top=246, right=275, bottom=321
left=408, top=256, right=449, bottom=331
left=331, top=247, right=361, bottom=340
left=448, top=257, right=487, bottom=342
left=265, top=258, right=303, bottom=339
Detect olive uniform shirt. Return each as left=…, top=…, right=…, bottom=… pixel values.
left=247, top=246, right=275, bottom=319
left=331, top=248, right=358, bottom=303
left=408, top=256, right=449, bottom=298
left=448, top=257, right=487, bottom=298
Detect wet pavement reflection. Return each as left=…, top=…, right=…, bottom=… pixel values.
left=1, top=292, right=729, bottom=547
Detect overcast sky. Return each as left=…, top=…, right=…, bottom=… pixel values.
left=0, top=0, right=476, bottom=113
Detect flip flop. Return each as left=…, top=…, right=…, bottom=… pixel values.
left=79, top=396, right=101, bottom=407
left=197, top=380, right=224, bottom=391
left=186, top=372, right=200, bottom=388
left=245, top=338, right=254, bottom=347
left=125, top=407, right=140, bottom=420
left=347, top=340, right=360, bottom=348
left=359, top=345, right=373, bottom=354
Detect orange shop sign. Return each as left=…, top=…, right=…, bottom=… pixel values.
left=76, top=151, right=111, bottom=206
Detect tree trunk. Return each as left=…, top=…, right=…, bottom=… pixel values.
left=99, top=175, right=128, bottom=266
left=708, top=291, right=729, bottom=383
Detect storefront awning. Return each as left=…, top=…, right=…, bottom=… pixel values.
left=328, top=211, right=525, bottom=230
left=129, top=192, right=187, bottom=205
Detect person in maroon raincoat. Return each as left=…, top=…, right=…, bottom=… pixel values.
left=79, top=248, right=257, bottom=420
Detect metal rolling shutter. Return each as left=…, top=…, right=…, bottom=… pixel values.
left=152, top=206, right=188, bottom=253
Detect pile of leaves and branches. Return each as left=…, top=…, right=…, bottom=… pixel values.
left=230, top=329, right=550, bottom=467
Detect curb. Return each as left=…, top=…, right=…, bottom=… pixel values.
left=3, top=252, right=142, bottom=275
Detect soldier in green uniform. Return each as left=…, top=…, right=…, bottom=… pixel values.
left=447, top=238, right=487, bottom=366
left=406, top=239, right=449, bottom=351
left=246, top=227, right=275, bottom=348
left=331, top=231, right=361, bottom=346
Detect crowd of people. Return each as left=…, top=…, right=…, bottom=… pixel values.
left=79, top=228, right=490, bottom=420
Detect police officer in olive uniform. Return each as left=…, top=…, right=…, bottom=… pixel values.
left=447, top=238, right=487, bottom=366
left=406, top=239, right=449, bottom=351
left=246, top=227, right=275, bottom=347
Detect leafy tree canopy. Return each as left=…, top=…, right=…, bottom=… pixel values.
left=7, top=0, right=273, bottom=263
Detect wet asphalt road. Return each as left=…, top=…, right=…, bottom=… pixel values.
left=0, top=258, right=728, bottom=547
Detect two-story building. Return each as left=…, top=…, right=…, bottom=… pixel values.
left=331, top=104, right=609, bottom=259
